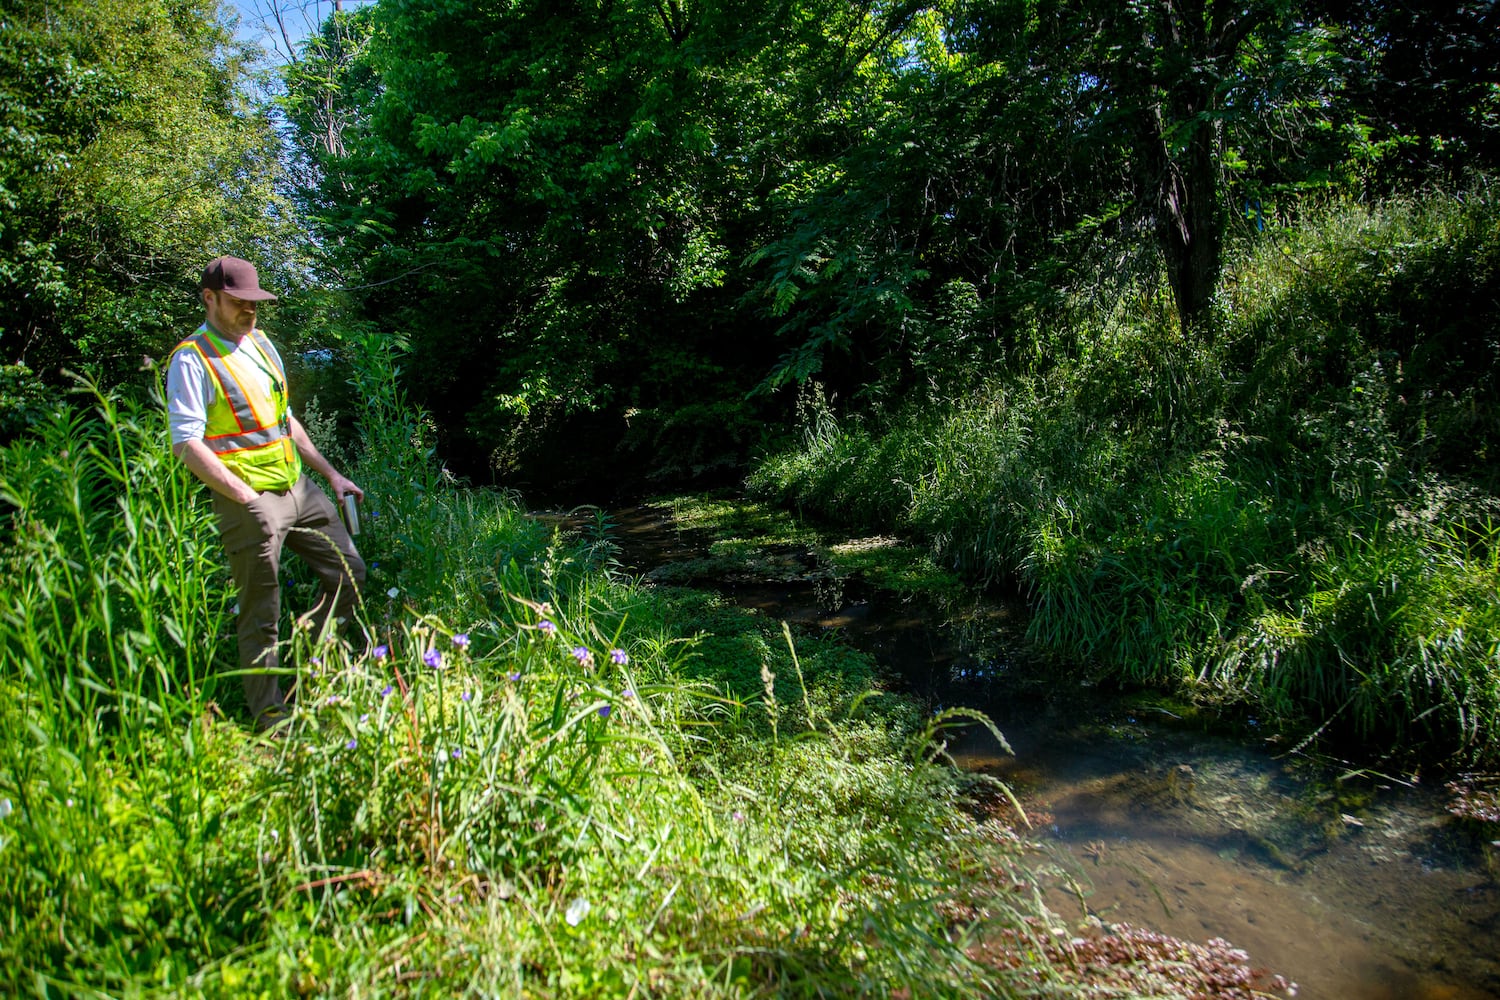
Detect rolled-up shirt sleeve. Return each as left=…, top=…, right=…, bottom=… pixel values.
left=166, top=349, right=210, bottom=445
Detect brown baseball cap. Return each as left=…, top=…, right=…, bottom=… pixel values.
left=200, top=256, right=278, bottom=301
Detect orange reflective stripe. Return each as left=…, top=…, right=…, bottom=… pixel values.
left=199, top=331, right=262, bottom=432
left=197, top=341, right=252, bottom=435
left=172, top=326, right=301, bottom=493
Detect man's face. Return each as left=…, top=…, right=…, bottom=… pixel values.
left=203, top=289, right=259, bottom=339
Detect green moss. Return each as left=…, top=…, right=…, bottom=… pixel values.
left=647, top=494, right=968, bottom=604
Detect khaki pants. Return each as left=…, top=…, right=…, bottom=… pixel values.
left=213, top=475, right=366, bottom=726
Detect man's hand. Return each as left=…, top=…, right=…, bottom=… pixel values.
left=329, top=473, right=365, bottom=504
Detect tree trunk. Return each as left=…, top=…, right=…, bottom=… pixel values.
left=1115, top=0, right=1277, bottom=338
left=1157, top=103, right=1222, bottom=338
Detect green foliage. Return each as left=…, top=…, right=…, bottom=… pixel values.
left=1225, top=190, right=1500, bottom=486
left=282, top=0, right=807, bottom=481
left=750, top=189, right=1500, bottom=767
left=0, top=340, right=1046, bottom=995
left=0, top=376, right=232, bottom=738
left=645, top=587, right=879, bottom=733
left=1220, top=514, right=1500, bottom=751
left=0, top=0, right=297, bottom=392
left=1317, top=0, right=1500, bottom=189
left=273, top=0, right=1495, bottom=487
left=0, top=362, right=53, bottom=440
left=0, top=377, right=245, bottom=989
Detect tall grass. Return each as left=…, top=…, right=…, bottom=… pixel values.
left=750, top=190, right=1500, bottom=767
left=0, top=339, right=1053, bottom=995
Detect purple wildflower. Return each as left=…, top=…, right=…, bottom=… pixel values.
left=452, top=633, right=470, bottom=648
left=609, top=648, right=628, bottom=665
left=372, top=644, right=389, bottom=660
left=537, top=619, right=557, bottom=636
left=508, top=671, right=522, bottom=682
left=423, top=648, right=442, bottom=668
left=622, top=688, right=635, bottom=699
left=345, top=738, right=358, bottom=750
left=380, top=684, right=393, bottom=697
left=450, top=747, right=462, bottom=759
left=598, top=704, right=611, bottom=719
left=462, top=691, right=472, bottom=702
left=571, top=646, right=593, bottom=667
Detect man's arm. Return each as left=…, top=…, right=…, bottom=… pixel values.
left=288, top=417, right=364, bottom=502
left=173, top=439, right=260, bottom=505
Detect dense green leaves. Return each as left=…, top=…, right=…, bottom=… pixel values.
left=749, top=190, right=1500, bottom=764
left=288, top=0, right=846, bottom=481
left=1315, top=0, right=1500, bottom=188
left=5, top=0, right=1496, bottom=475
left=284, top=0, right=1414, bottom=481
left=0, top=0, right=292, bottom=398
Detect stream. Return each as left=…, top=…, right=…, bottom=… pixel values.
left=561, top=501, right=1500, bottom=1000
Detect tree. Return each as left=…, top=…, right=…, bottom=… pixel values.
left=0, top=0, right=292, bottom=396
left=283, top=0, right=1418, bottom=486
left=744, top=0, right=1348, bottom=388
left=746, top=0, right=1112, bottom=397
left=287, top=0, right=884, bottom=483
left=1098, top=2, right=1279, bottom=335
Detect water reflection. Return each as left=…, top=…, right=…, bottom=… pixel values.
left=569, top=503, right=1500, bottom=1000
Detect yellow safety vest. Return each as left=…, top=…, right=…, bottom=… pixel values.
left=172, top=325, right=301, bottom=492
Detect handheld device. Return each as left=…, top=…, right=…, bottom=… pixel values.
left=341, top=492, right=360, bottom=536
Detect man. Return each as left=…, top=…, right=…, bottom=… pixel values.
left=167, top=255, right=366, bottom=730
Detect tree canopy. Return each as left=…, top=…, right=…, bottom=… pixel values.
left=0, top=0, right=292, bottom=431
left=273, top=0, right=1495, bottom=484
left=3, top=0, right=1494, bottom=475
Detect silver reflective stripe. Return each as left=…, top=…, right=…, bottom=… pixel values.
left=207, top=425, right=283, bottom=452
left=248, top=329, right=288, bottom=383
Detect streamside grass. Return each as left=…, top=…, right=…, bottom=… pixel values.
left=749, top=190, right=1500, bottom=768
left=0, top=345, right=1058, bottom=996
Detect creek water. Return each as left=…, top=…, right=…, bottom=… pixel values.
left=568, top=502, right=1500, bottom=1000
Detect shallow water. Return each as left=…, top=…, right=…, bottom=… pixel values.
left=579, top=503, right=1500, bottom=999
left=955, top=717, right=1500, bottom=1000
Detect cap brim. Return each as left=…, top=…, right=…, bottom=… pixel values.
left=227, top=288, right=279, bottom=301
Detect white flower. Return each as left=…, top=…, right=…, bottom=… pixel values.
left=387, top=587, right=400, bottom=599
left=0, top=798, right=11, bottom=820
left=565, top=897, right=590, bottom=926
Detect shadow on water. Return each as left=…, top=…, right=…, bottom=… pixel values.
left=556, top=502, right=1500, bottom=1000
